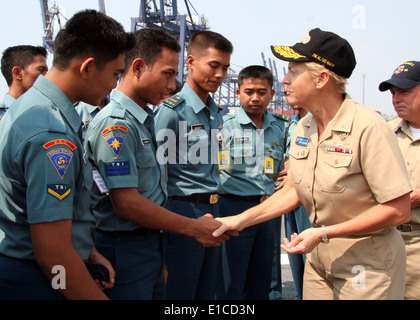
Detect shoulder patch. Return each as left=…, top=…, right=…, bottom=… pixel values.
left=47, top=184, right=71, bottom=201
left=44, top=139, right=77, bottom=180
left=47, top=148, right=74, bottom=180
left=163, top=96, right=185, bottom=109
left=101, top=125, right=128, bottom=157
left=43, top=139, right=77, bottom=151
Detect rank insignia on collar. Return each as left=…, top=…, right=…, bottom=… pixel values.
left=102, top=126, right=128, bottom=157
left=47, top=184, right=71, bottom=201
left=47, top=148, right=74, bottom=180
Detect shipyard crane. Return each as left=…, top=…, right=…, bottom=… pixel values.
left=261, top=52, right=292, bottom=114
left=39, top=0, right=64, bottom=53
left=131, top=0, right=209, bottom=84
left=39, top=0, right=106, bottom=53
left=38, top=0, right=289, bottom=114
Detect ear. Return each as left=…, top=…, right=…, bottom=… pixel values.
left=131, top=58, right=145, bottom=77
left=186, top=55, right=195, bottom=69
left=11, top=66, right=23, bottom=81
left=270, top=89, right=276, bottom=100
left=235, top=87, right=240, bottom=96
left=316, top=71, right=330, bottom=90
left=79, top=57, right=95, bottom=80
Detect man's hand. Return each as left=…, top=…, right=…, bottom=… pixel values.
left=410, top=189, right=420, bottom=209
left=86, top=247, right=116, bottom=290
left=190, top=214, right=232, bottom=247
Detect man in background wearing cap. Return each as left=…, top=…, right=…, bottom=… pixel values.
left=380, top=61, right=420, bottom=300
left=213, top=28, right=411, bottom=300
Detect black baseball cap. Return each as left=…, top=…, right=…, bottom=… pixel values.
left=379, top=61, right=420, bottom=92
left=270, top=28, right=357, bottom=79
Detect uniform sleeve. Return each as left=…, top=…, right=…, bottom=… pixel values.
left=360, top=120, right=412, bottom=203
left=87, top=118, right=139, bottom=190
left=21, top=132, right=80, bottom=224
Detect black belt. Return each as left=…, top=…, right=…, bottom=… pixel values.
left=397, top=224, right=420, bottom=232
left=222, top=194, right=270, bottom=203
left=169, top=193, right=218, bottom=204
left=96, top=228, right=161, bottom=236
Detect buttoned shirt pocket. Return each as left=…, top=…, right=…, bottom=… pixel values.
left=318, top=153, right=353, bottom=193
left=230, top=145, right=255, bottom=173
left=288, top=146, right=310, bottom=184
left=136, top=144, right=157, bottom=191
left=270, top=149, right=284, bottom=174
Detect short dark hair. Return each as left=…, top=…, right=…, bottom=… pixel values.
left=1, top=45, right=47, bottom=86
left=124, top=28, right=181, bottom=73
left=53, top=10, right=135, bottom=71
left=238, top=65, right=274, bottom=88
left=187, top=30, right=233, bottom=57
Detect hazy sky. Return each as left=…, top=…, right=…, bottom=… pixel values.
left=0, top=0, right=419, bottom=115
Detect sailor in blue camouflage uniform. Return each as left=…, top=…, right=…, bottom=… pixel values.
left=218, top=66, right=288, bottom=300
left=154, top=30, right=233, bottom=300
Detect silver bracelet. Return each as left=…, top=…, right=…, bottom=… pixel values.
left=321, top=225, right=329, bottom=244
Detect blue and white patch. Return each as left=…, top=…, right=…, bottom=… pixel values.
left=105, top=161, right=130, bottom=176
left=104, top=132, right=127, bottom=157
left=47, top=148, right=74, bottom=180
left=295, top=136, right=309, bottom=147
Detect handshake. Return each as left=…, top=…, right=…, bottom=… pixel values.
left=191, top=214, right=240, bottom=247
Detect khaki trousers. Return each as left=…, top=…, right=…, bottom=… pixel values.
left=400, top=229, right=420, bottom=300
left=303, top=228, right=406, bottom=300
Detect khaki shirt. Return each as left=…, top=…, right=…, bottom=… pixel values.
left=389, top=118, right=420, bottom=224
left=288, top=95, right=412, bottom=230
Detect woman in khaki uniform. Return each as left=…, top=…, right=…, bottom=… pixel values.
left=213, top=28, right=412, bottom=300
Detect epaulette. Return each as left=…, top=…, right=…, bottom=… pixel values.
left=271, top=113, right=289, bottom=122
left=104, top=102, right=126, bottom=119
left=222, top=113, right=235, bottom=122
left=163, top=95, right=185, bottom=109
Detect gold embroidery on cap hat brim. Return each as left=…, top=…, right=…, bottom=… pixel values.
left=273, top=46, right=306, bottom=60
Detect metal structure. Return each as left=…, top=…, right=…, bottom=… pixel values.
left=38, top=0, right=290, bottom=114
left=131, top=0, right=209, bottom=84
left=39, top=0, right=106, bottom=53
left=39, top=0, right=64, bottom=53
left=261, top=53, right=291, bottom=114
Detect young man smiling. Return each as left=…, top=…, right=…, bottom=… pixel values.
left=154, top=30, right=233, bottom=300
left=85, top=28, right=228, bottom=300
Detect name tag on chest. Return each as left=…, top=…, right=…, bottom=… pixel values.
left=295, top=136, right=309, bottom=147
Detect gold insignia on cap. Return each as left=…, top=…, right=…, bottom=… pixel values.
left=300, top=34, right=312, bottom=44
left=272, top=46, right=307, bottom=60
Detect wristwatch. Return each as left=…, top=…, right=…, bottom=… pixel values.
left=321, top=225, right=329, bottom=244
